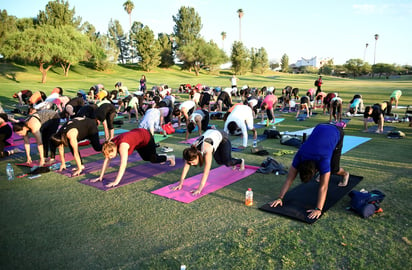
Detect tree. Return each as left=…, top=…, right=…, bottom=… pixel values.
left=55, top=26, right=89, bottom=76
left=132, top=25, right=161, bottom=71
left=221, top=31, right=226, bottom=49
left=123, top=0, right=135, bottom=30
left=158, top=33, right=175, bottom=68
left=173, top=6, right=202, bottom=69
left=343, top=58, right=366, bottom=77
left=108, top=19, right=128, bottom=64
left=173, top=6, right=202, bottom=47
left=237, top=9, right=244, bottom=41
left=37, top=0, right=81, bottom=28
left=1, top=25, right=87, bottom=82
left=250, top=47, right=269, bottom=74
left=230, top=41, right=250, bottom=75
left=372, top=63, right=396, bottom=78
left=280, top=53, right=289, bottom=72
left=201, top=40, right=228, bottom=72
left=0, top=10, right=18, bottom=47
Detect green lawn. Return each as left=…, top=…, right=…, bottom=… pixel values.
left=0, top=63, right=411, bottom=269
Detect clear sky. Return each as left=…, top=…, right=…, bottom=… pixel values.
left=2, top=0, right=412, bottom=65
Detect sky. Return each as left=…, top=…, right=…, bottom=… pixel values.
left=2, top=0, right=412, bottom=65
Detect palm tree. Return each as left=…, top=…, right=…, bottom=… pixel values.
left=123, top=0, right=135, bottom=29
left=221, top=31, right=227, bottom=49
left=374, top=34, right=379, bottom=65
left=237, top=9, right=244, bottom=41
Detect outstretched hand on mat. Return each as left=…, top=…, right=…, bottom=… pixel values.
left=90, top=177, right=102, bottom=183
left=191, top=189, right=202, bottom=196
left=105, top=181, right=118, bottom=188
left=270, top=198, right=283, bottom=208
left=171, top=184, right=183, bottom=191
left=306, top=209, right=322, bottom=219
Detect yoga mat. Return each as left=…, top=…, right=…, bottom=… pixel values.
left=341, top=136, right=371, bottom=154
left=15, top=147, right=101, bottom=167
left=259, top=174, right=363, bottom=224
left=179, top=136, right=200, bottom=144
left=255, top=118, right=285, bottom=126
left=55, top=153, right=142, bottom=177
left=79, top=158, right=185, bottom=191
left=151, top=165, right=259, bottom=203
left=98, top=128, right=129, bottom=137
left=11, top=137, right=37, bottom=146
left=284, top=128, right=315, bottom=137
left=154, top=134, right=169, bottom=143
left=230, top=134, right=268, bottom=149
left=367, top=126, right=395, bottom=133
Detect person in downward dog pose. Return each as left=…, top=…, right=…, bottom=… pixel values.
left=92, top=128, right=175, bottom=187
left=172, top=129, right=244, bottom=195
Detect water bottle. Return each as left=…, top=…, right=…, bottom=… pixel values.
left=6, top=163, right=15, bottom=181
left=252, top=140, right=257, bottom=148
left=245, top=188, right=253, bottom=206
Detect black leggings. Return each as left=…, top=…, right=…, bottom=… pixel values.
left=330, top=126, right=344, bottom=174
left=0, top=124, right=12, bottom=158
left=214, top=132, right=242, bottom=167
left=68, top=133, right=102, bottom=165
left=96, top=103, right=116, bottom=130
left=200, top=109, right=210, bottom=131
left=40, top=118, right=60, bottom=159
left=136, top=134, right=167, bottom=163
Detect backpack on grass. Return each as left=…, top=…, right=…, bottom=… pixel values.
left=348, top=189, right=385, bottom=218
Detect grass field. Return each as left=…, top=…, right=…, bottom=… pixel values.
left=0, top=62, right=411, bottom=269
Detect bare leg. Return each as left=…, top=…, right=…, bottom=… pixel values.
left=335, top=167, right=350, bottom=187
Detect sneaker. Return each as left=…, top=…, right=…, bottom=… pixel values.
left=161, top=146, right=173, bottom=153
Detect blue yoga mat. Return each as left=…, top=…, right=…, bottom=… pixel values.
left=342, top=136, right=371, bottom=154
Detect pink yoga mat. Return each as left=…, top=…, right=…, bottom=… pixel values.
left=79, top=158, right=185, bottom=191
left=179, top=136, right=199, bottom=144
left=151, top=165, right=259, bottom=203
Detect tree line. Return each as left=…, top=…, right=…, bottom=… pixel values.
left=0, top=0, right=410, bottom=83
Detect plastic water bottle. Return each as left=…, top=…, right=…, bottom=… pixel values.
left=252, top=140, right=257, bottom=148
left=245, top=188, right=253, bottom=206
left=6, top=163, right=15, bottom=181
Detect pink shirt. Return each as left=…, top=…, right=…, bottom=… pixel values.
left=262, top=94, right=278, bottom=110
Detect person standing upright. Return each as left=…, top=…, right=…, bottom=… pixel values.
left=315, top=76, right=323, bottom=96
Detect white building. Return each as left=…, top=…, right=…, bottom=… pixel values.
left=295, top=56, right=332, bottom=68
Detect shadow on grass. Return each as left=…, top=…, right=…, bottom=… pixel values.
left=0, top=62, right=27, bottom=83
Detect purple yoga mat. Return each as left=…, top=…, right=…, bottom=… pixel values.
left=55, top=153, right=143, bottom=177
left=151, top=165, right=259, bottom=203
left=79, top=158, right=185, bottom=191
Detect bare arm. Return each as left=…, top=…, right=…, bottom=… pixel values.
left=67, top=129, right=83, bottom=176
left=307, top=172, right=330, bottom=219
left=105, top=142, right=129, bottom=187
left=172, top=162, right=191, bottom=190
left=57, top=144, right=66, bottom=171
left=270, top=165, right=298, bottom=207
left=91, top=157, right=111, bottom=182
left=192, top=148, right=213, bottom=195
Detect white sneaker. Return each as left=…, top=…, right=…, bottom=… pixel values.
left=161, top=146, right=173, bottom=153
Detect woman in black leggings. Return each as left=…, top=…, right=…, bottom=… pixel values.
left=95, top=103, right=116, bottom=141
left=13, top=109, right=60, bottom=166
left=51, top=117, right=102, bottom=176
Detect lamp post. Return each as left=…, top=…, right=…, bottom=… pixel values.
left=363, top=43, right=369, bottom=62
left=373, top=34, right=379, bottom=65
